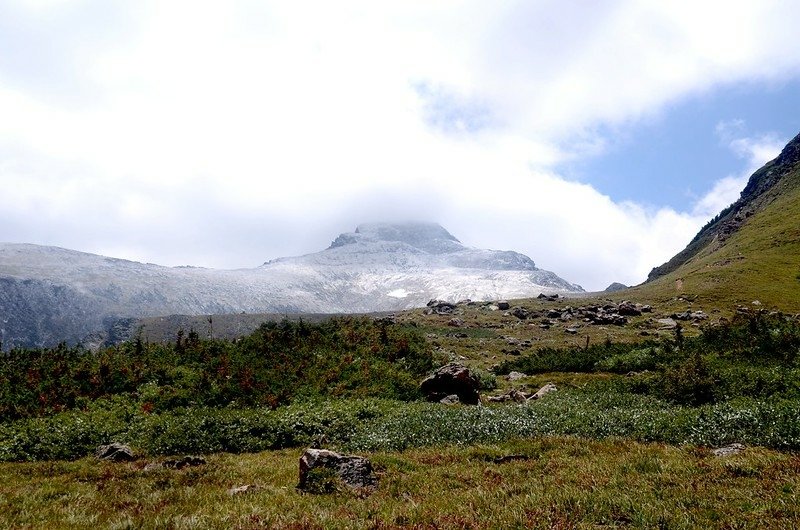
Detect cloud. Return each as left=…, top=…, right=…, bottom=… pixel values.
left=0, top=1, right=799, bottom=291
left=691, top=126, right=785, bottom=217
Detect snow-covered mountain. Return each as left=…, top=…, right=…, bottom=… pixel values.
left=0, top=222, right=582, bottom=348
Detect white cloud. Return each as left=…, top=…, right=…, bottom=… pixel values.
left=0, top=1, right=799, bottom=290
left=692, top=128, right=785, bottom=218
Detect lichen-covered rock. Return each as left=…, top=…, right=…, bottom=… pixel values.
left=298, top=448, right=378, bottom=492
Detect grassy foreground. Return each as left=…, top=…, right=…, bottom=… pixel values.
left=2, top=437, right=798, bottom=529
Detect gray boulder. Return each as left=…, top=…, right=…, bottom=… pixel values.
left=298, top=448, right=378, bottom=492
left=419, top=363, right=480, bottom=405
left=95, top=442, right=135, bottom=462
left=617, top=301, right=642, bottom=316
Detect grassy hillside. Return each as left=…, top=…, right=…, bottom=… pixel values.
left=628, top=132, right=800, bottom=312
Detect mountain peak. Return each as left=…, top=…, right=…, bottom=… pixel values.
left=355, top=222, right=459, bottom=243
left=329, top=222, right=462, bottom=253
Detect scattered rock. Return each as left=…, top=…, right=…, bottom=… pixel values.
left=511, top=307, right=529, bottom=320
left=671, top=310, right=708, bottom=322
left=617, top=301, right=642, bottom=316
left=496, top=300, right=510, bottom=310
left=564, top=327, right=579, bottom=335
left=228, top=484, right=260, bottom=496
left=162, top=455, right=206, bottom=469
left=530, top=383, right=557, bottom=400
left=712, top=443, right=745, bottom=457
left=426, top=299, right=457, bottom=315
left=486, top=389, right=529, bottom=403
left=506, top=371, right=527, bottom=381
left=419, top=363, right=481, bottom=405
left=95, top=443, right=135, bottom=462
left=447, top=318, right=465, bottom=327
left=537, top=293, right=560, bottom=301
left=298, top=448, right=378, bottom=492
left=493, top=454, right=531, bottom=464
left=657, top=318, right=677, bottom=329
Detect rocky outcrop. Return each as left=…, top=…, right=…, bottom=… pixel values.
left=419, top=363, right=480, bottom=405
left=486, top=383, right=557, bottom=403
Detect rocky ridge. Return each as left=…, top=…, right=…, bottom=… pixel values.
left=0, top=222, right=582, bottom=349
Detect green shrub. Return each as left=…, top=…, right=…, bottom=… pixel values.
left=659, top=353, right=719, bottom=406
left=594, top=347, right=659, bottom=373
left=0, top=318, right=434, bottom=420
left=472, top=367, right=498, bottom=390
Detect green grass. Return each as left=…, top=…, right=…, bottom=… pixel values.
left=624, top=166, right=800, bottom=312
left=1, top=438, right=798, bottom=529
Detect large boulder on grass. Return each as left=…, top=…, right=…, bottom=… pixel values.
left=95, top=442, right=135, bottom=462
left=419, top=363, right=480, bottom=405
left=298, top=448, right=378, bottom=492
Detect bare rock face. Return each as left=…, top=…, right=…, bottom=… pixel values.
left=298, top=448, right=378, bottom=492
left=95, top=442, right=135, bottom=462
left=419, top=363, right=481, bottom=405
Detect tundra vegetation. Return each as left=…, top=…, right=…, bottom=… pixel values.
left=1, top=312, right=800, bottom=528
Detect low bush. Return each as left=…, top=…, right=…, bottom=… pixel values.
left=4, top=393, right=800, bottom=461
left=0, top=318, right=434, bottom=420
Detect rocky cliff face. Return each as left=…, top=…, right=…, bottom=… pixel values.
left=0, top=222, right=582, bottom=349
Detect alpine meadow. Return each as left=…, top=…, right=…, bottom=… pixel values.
left=2, top=3, right=800, bottom=529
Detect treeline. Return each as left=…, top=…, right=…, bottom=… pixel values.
left=0, top=317, right=435, bottom=420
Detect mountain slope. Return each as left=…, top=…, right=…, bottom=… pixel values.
left=630, top=131, right=800, bottom=310
left=0, top=222, right=582, bottom=348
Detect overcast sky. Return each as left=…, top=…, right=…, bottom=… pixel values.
left=2, top=1, right=800, bottom=291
